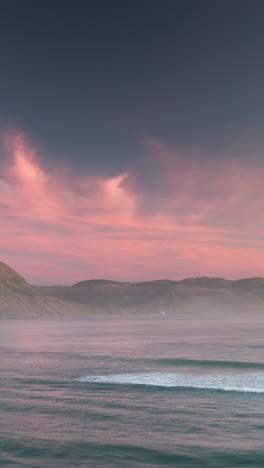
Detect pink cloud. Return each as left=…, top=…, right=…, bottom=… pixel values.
left=1, top=131, right=264, bottom=283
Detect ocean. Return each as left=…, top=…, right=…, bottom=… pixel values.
left=0, top=314, right=264, bottom=467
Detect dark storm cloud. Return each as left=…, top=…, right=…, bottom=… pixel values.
left=1, top=0, right=264, bottom=175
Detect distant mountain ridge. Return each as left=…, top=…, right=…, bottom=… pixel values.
left=37, top=273, right=264, bottom=314
left=1, top=261, right=264, bottom=317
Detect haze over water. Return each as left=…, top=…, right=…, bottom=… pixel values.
left=1, top=313, right=264, bottom=467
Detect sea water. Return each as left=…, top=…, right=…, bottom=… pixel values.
left=0, top=314, right=264, bottom=467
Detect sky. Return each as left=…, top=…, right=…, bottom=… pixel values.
left=1, top=1, right=264, bottom=284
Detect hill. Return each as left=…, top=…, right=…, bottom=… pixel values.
left=0, top=262, right=97, bottom=318
left=1, top=260, right=264, bottom=317
left=37, top=276, right=264, bottom=314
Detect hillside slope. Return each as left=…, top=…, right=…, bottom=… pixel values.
left=37, top=276, right=264, bottom=313
left=0, top=262, right=96, bottom=317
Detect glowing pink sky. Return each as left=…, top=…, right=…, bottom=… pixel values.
left=1, top=131, right=264, bottom=284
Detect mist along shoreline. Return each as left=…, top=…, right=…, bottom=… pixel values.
left=0, top=308, right=263, bottom=320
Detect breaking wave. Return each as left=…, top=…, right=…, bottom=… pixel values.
left=76, top=372, right=264, bottom=393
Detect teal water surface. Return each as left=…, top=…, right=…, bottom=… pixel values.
left=0, top=314, right=264, bottom=467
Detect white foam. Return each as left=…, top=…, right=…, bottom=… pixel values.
left=76, top=372, right=264, bottom=393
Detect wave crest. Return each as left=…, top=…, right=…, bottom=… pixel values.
left=76, top=372, right=264, bottom=393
